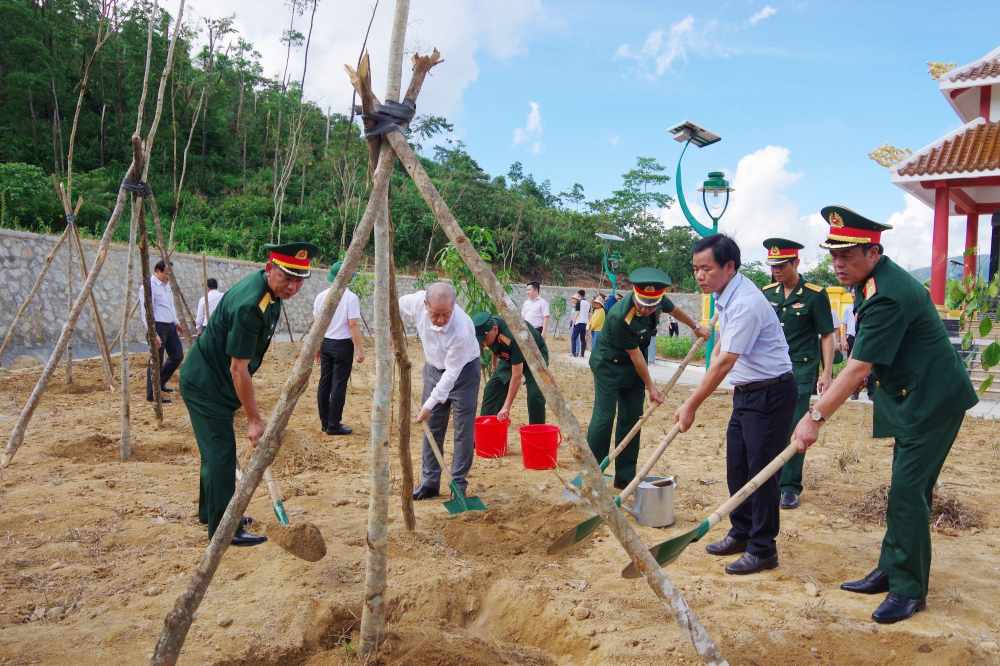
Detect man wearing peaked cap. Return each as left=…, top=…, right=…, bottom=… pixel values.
left=314, top=261, right=365, bottom=437
left=473, top=312, right=549, bottom=424
left=588, top=268, right=710, bottom=489
left=792, top=206, right=978, bottom=624
left=761, top=238, right=836, bottom=511
left=179, top=241, right=320, bottom=547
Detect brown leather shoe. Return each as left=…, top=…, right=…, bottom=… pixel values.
left=724, top=552, right=779, bottom=575
left=705, top=535, right=748, bottom=556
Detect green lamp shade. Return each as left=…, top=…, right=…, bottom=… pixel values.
left=697, top=172, right=734, bottom=195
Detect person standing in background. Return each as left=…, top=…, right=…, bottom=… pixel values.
left=588, top=295, right=606, bottom=349
left=569, top=290, right=590, bottom=357
left=195, top=278, right=224, bottom=334
left=313, top=262, right=365, bottom=436
left=830, top=305, right=842, bottom=350
left=842, top=300, right=859, bottom=400
left=139, top=260, right=185, bottom=403
left=668, top=314, right=679, bottom=337
left=521, top=281, right=550, bottom=336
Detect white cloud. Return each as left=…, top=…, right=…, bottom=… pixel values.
left=749, top=6, right=778, bottom=25
left=609, top=134, right=620, bottom=146
left=513, top=101, right=543, bottom=152
left=184, top=0, right=543, bottom=121
left=614, top=15, right=724, bottom=78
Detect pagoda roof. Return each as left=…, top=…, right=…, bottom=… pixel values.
left=938, top=46, right=1000, bottom=123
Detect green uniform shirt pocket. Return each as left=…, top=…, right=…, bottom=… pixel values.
left=877, top=372, right=916, bottom=402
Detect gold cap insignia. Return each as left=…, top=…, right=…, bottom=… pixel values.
left=829, top=212, right=844, bottom=228
left=769, top=246, right=780, bottom=256
left=295, top=249, right=308, bottom=259
left=644, top=286, right=656, bottom=293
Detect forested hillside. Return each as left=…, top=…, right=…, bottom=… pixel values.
left=0, top=0, right=704, bottom=288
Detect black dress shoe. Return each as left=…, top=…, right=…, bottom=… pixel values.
left=147, top=396, right=171, bottom=403
left=161, top=386, right=174, bottom=393
left=705, top=535, right=748, bottom=556
left=325, top=423, right=353, bottom=436
left=780, top=492, right=800, bottom=509
left=725, top=552, right=779, bottom=575
left=230, top=528, right=267, bottom=547
left=840, top=568, right=890, bottom=595
left=871, top=592, right=926, bottom=624
left=412, top=484, right=440, bottom=500
left=613, top=479, right=631, bottom=490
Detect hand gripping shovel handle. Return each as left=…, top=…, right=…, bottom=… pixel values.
left=703, top=439, right=800, bottom=532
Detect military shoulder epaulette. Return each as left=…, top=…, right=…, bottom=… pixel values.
left=762, top=282, right=779, bottom=291
left=498, top=333, right=511, bottom=346
left=258, top=292, right=273, bottom=313
left=804, top=283, right=823, bottom=292
left=624, top=307, right=636, bottom=325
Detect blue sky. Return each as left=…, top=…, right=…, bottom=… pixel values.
left=201, top=0, right=1000, bottom=269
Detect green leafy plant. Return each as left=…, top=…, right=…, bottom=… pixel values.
left=948, top=246, right=1000, bottom=395
left=655, top=335, right=706, bottom=361
left=550, top=296, right=568, bottom=334
left=348, top=270, right=374, bottom=334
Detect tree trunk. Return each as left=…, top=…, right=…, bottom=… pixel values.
left=121, top=193, right=139, bottom=461
left=388, top=223, right=415, bottom=531
left=385, top=130, right=729, bottom=666
left=65, top=232, right=73, bottom=383
left=137, top=194, right=163, bottom=428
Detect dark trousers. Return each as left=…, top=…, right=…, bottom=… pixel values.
left=587, top=377, right=645, bottom=484
left=180, top=378, right=236, bottom=539
left=726, top=376, right=797, bottom=558
left=779, top=386, right=814, bottom=495
left=668, top=323, right=679, bottom=337
left=420, top=359, right=481, bottom=493
left=147, top=321, right=184, bottom=399
left=571, top=323, right=587, bottom=355
left=879, top=415, right=963, bottom=599
left=535, top=325, right=544, bottom=335
left=480, top=372, right=546, bottom=424
left=317, top=337, right=354, bottom=429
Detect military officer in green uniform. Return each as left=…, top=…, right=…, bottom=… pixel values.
left=792, top=206, right=978, bottom=623
left=472, top=312, right=549, bottom=424
left=761, top=238, right=836, bottom=510
left=587, top=268, right=710, bottom=488
left=179, top=242, right=320, bottom=546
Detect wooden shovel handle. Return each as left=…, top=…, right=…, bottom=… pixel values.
left=234, top=459, right=282, bottom=506
left=607, top=313, right=717, bottom=464
left=413, top=402, right=455, bottom=485
left=616, top=422, right=683, bottom=504
left=706, top=440, right=799, bottom=530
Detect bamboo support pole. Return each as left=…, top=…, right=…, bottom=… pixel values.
left=145, top=192, right=194, bottom=347
left=69, top=215, right=117, bottom=390
left=150, top=49, right=441, bottom=665
left=121, top=193, right=139, bottom=462
left=109, top=300, right=140, bottom=352
left=384, top=130, right=728, bottom=666
left=0, top=228, right=70, bottom=364
left=282, top=307, right=295, bottom=342
left=388, top=233, right=415, bottom=531
left=137, top=152, right=165, bottom=428
left=201, top=251, right=209, bottom=330
left=66, top=238, right=73, bottom=383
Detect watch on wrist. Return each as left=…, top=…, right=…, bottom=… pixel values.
left=809, top=408, right=825, bottom=423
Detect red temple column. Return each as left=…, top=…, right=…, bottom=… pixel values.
left=965, top=212, right=980, bottom=280
left=931, top=186, right=950, bottom=306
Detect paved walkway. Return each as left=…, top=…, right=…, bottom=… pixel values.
left=564, top=351, right=1000, bottom=420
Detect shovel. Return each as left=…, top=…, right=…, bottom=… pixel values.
left=235, top=459, right=327, bottom=562
left=621, top=440, right=799, bottom=578
left=414, top=407, right=486, bottom=514
left=547, top=422, right=682, bottom=555
left=564, top=314, right=717, bottom=501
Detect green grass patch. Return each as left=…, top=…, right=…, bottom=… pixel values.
left=656, top=335, right=706, bottom=361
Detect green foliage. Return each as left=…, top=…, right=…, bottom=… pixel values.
left=802, top=254, right=839, bottom=287
left=949, top=254, right=1000, bottom=396
left=740, top=260, right=771, bottom=289
left=435, top=225, right=515, bottom=315
left=550, top=296, right=568, bottom=331
left=0, top=163, right=59, bottom=229
left=655, top=335, right=706, bottom=361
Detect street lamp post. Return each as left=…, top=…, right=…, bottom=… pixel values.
left=596, top=232, right=625, bottom=296
left=667, top=120, right=734, bottom=368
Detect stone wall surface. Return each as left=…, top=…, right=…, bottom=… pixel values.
left=0, top=228, right=704, bottom=366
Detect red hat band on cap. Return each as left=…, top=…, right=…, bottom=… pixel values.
left=826, top=226, right=880, bottom=244
left=768, top=246, right=799, bottom=260
left=269, top=250, right=311, bottom=271
left=633, top=285, right=665, bottom=301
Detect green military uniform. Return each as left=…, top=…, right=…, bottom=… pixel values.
left=179, top=242, right=319, bottom=538
left=761, top=238, right=835, bottom=496
left=472, top=314, right=549, bottom=424
left=820, top=206, right=977, bottom=600
left=587, top=268, right=674, bottom=486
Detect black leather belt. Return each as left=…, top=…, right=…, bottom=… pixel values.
left=736, top=371, right=794, bottom=393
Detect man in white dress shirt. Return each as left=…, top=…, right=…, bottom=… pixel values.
left=138, top=260, right=185, bottom=403
left=676, top=234, right=796, bottom=575
left=521, top=281, right=550, bottom=336
left=195, top=278, right=224, bottom=334
left=313, top=262, right=365, bottom=436
left=399, top=282, right=482, bottom=499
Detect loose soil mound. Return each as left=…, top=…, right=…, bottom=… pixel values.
left=266, top=522, right=328, bottom=562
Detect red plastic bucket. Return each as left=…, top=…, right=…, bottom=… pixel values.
left=518, top=424, right=562, bottom=470
left=474, top=416, right=509, bottom=458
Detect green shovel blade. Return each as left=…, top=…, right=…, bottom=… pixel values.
left=568, top=456, right=613, bottom=489
left=443, top=480, right=486, bottom=514
left=546, top=495, right=623, bottom=555
left=273, top=499, right=290, bottom=525
left=621, top=520, right=710, bottom=579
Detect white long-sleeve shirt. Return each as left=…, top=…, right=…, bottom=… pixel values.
left=398, top=290, right=480, bottom=411
left=195, top=289, right=225, bottom=331
left=138, top=275, right=179, bottom=325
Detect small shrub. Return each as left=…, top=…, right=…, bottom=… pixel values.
left=656, top=335, right=706, bottom=361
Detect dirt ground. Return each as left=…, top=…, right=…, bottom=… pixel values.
left=1, top=336, right=999, bottom=666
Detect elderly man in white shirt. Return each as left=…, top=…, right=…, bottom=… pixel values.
left=521, top=280, right=550, bottom=336
left=313, top=262, right=365, bottom=436
left=399, top=282, right=482, bottom=500
left=138, top=260, right=185, bottom=402
left=676, top=234, right=796, bottom=576
left=195, top=278, right=225, bottom=334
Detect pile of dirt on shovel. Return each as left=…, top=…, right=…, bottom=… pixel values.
left=266, top=522, right=328, bottom=562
